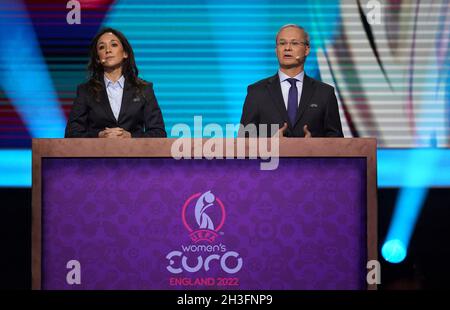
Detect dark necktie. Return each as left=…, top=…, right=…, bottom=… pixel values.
left=287, top=78, right=298, bottom=125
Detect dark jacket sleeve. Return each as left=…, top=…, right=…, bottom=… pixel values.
left=131, top=83, right=167, bottom=138
left=324, top=87, right=344, bottom=137
left=65, top=85, right=98, bottom=138
left=238, top=85, right=260, bottom=137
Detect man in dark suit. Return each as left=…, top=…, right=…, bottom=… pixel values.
left=239, top=24, right=343, bottom=138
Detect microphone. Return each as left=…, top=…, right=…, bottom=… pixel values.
left=295, top=55, right=305, bottom=65
left=100, top=59, right=106, bottom=64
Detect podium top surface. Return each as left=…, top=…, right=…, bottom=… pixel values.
left=32, top=138, right=377, bottom=158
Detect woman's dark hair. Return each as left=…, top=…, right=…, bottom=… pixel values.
left=87, top=27, right=145, bottom=101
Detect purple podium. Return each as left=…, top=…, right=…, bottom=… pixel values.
left=32, top=138, right=377, bottom=290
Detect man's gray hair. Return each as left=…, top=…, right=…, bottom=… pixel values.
left=275, top=24, right=310, bottom=46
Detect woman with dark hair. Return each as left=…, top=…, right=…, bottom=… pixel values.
left=65, top=28, right=166, bottom=138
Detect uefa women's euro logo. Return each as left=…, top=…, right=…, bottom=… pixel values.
left=166, top=190, right=242, bottom=281
left=181, top=190, right=226, bottom=243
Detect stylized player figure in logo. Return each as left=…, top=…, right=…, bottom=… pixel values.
left=182, top=190, right=226, bottom=243
left=195, top=191, right=216, bottom=230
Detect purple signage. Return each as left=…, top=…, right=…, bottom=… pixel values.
left=42, top=158, right=367, bottom=289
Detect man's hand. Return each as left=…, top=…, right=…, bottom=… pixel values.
left=275, top=122, right=288, bottom=138
left=303, top=125, right=312, bottom=138
left=98, top=127, right=132, bottom=138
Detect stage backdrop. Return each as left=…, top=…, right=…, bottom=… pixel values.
left=1, top=0, right=449, bottom=148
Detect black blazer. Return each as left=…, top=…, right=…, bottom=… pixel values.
left=240, top=73, right=343, bottom=137
left=65, top=79, right=166, bottom=138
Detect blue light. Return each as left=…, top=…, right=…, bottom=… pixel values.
left=381, top=145, right=443, bottom=263
left=1, top=148, right=449, bottom=187
left=0, top=150, right=31, bottom=187
left=382, top=239, right=407, bottom=263
left=381, top=187, right=428, bottom=264
left=377, top=149, right=450, bottom=187
left=0, top=0, right=66, bottom=139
